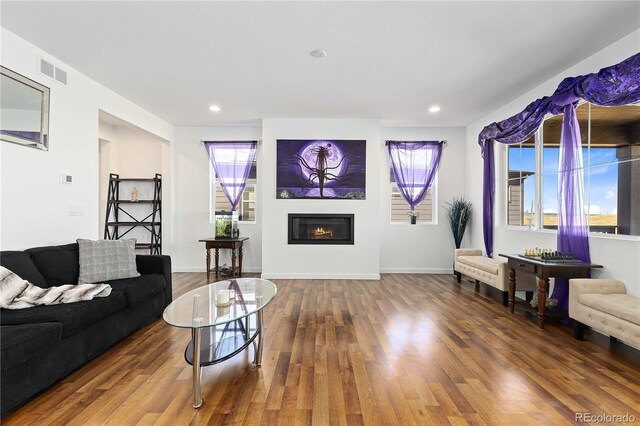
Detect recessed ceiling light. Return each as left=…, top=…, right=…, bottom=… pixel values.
left=310, top=49, right=327, bottom=59
left=209, top=105, right=221, bottom=112
left=428, top=105, right=441, bottom=113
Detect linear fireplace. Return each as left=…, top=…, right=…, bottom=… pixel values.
left=288, top=214, right=354, bottom=245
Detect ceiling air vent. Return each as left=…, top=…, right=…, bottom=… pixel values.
left=54, top=67, right=67, bottom=85
left=40, top=58, right=54, bottom=78
left=39, top=58, right=67, bottom=86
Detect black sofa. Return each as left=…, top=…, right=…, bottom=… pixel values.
left=0, top=243, right=172, bottom=415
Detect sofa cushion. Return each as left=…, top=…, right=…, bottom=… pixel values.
left=77, top=239, right=140, bottom=284
left=26, top=243, right=79, bottom=287
left=0, top=252, right=47, bottom=288
left=105, top=274, right=166, bottom=308
left=1, top=323, right=62, bottom=370
left=578, top=293, right=640, bottom=326
left=458, top=256, right=501, bottom=275
left=0, top=291, right=127, bottom=338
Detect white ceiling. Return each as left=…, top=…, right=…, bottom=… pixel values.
left=1, top=1, right=638, bottom=127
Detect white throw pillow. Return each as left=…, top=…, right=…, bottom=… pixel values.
left=77, top=239, right=140, bottom=284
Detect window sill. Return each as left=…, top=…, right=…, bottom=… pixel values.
left=207, top=221, right=257, bottom=225
left=390, top=222, right=438, bottom=226
left=501, top=225, right=640, bottom=241
left=585, top=232, right=640, bottom=242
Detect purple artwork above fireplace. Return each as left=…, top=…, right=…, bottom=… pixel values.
left=288, top=214, right=354, bottom=245
left=276, top=139, right=366, bottom=199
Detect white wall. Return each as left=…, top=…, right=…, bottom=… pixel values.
left=102, top=126, right=164, bottom=177
left=380, top=127, right=467, bottom=273
left=0, top=28, right=173, bottom=250
left=465, top=30, right=640, bottom=296
left=172, top=122, right=467, bottom=277
left=171, top=126, right=262, bottom=273
left=261, top=119, right=381, bottom=279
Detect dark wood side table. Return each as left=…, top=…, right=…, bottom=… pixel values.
left=199, top=238, right=249, bottom=282
left=499, top=254, right=602, bottom=329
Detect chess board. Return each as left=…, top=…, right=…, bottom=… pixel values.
left=519, top=254, right=584, bottom=264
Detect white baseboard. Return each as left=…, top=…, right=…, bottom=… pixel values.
left=260, top=272, right=381, bottom=280
left=174, top=267, right=450, bottom=277
left=173, top=266, right=262, bottom=273
left=379, top=268, right=453, bottom=274
left=173, top=267, right=202, bottom=273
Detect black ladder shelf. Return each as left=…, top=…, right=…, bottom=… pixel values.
left=104, top=173, right=162, bottom=255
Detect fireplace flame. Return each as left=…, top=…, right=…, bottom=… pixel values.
left=312, top=227, right=334, bottom=238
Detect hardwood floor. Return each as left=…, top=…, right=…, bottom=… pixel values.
left=4, top=273, right=640, bottom=425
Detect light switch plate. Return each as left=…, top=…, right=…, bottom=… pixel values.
left=68, top=205, right=84, bottom=216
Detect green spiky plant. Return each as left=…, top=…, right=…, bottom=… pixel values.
left=445, top=197, right=472, bottom=249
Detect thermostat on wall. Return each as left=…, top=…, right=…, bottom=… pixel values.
left=60, top=173, right=73, bottom=184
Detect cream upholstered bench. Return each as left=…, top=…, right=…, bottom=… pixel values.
left=454, top=249, right=537, bottom=306
left=569, top=279, right=640, bottom=348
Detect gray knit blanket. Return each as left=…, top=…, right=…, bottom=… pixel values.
left=0, top=266, right=112, bottom=310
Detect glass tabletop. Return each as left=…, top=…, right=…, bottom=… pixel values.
left=163, top=278, right=277, bottom=329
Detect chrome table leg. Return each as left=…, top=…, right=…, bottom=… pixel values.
left=253, top=309, right=264, bottom=366
left=244, top=316, right=250, bottom=341
left=192, top=327, right=204, bottom=408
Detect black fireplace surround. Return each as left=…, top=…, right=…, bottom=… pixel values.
left=288, top=214, right=354, bottom=245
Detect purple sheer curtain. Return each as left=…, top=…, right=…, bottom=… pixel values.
left=553, top=104, right=591, bottom=309
left=386, top=141, right=443, bottom=210
left=204, top=141, right=257, bottom=211
left=478, top=52, right=640, bottom=258
left=482, top=140, right=495, bottom=257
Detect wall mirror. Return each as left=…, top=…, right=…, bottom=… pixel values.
left=0, top=66, right=50, bottom=150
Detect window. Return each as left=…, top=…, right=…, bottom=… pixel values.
left=390, top=167, right=435, bottom=223
left=506, top=136, right=535, bottom=226
left=212, top=160, right=257, bottom=222
left=505, top=103, right=640, bottom=236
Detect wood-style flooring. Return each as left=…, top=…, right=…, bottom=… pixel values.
left=3, top=273, right=640, bottom=425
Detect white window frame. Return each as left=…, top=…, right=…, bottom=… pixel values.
left=209, top=161, right=257, bottom=224
left=389, top=168, right=438, bottom=225
left=503, top=102, right=640, bottom=240
left=504, top=132, right=540, bottom=230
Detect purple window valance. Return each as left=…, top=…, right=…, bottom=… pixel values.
left=386, top=141, right=444, bottom=211
left=478, top=52, right=640, bottom=157
left=204, top=141, right=257, bottom=212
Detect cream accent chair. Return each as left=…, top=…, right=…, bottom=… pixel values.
left=454, top=249, right=537, bottom=306
left=569, top=279, right=640, bottom=348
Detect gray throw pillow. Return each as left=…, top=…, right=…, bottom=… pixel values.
left=77, top=239, right=140, bottom=284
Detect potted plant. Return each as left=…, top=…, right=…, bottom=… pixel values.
left=445, top=197, right=472, bottom=248
left=407, top=210, right=420, bottom=225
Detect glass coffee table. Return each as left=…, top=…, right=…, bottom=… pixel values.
left=163, top=278, right=277, bottom=408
